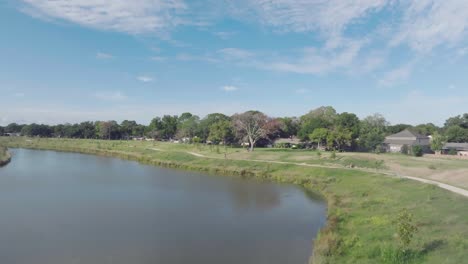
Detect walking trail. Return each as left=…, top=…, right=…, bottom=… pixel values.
left=183, top=151, right=468, bottom=198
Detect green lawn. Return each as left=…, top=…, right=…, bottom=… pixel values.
left=1, top=137, right=468, bottom=264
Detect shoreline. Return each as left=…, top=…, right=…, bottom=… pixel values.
left=0, top=147, right=11, bottom=167
left=2, top=137, right=468, bottom=264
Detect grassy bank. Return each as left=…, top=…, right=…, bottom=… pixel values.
left=0, top=145, right=11, bottom=167
left=1, top=137, right=468, bottom=264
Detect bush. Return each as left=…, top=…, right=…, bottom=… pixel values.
left=375, top=145, right=386, bottom=154
left=448, top=149, right=458, bottom=155
left=411, top=145, right=423, bottom=157
left=396, top=209, right=418, bottom=250
left=401, top=145, right=409, bottom=155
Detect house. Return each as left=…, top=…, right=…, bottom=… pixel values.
left=4, top=132, right=21, bottom=137
left=384, top=129, right=430, bottom=153
left=273, top=137, right=301, bottom=148
left=442, top=143, right=468, bottom=156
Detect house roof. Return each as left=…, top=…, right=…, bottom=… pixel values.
left=384, top=129, right=429, bottom=146
left=384, top=139, right=419, bottom=145
left=386, top=129, right=428, bottom=139
left=443, top=143, right=468, bottom=151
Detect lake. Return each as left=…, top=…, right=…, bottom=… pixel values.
left=0, top=148, right=326, bottom=264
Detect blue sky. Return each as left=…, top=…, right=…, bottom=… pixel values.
left=1, top=0, right=468, bottom=126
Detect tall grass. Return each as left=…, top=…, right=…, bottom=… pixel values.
left=0, top=145, right=11, bottom=166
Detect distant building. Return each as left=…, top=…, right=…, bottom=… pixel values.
left=384, top=129, right=430, bottom=153
left=442, top=143, right=468, bottom=156
left=4, top=133, right=21, bottom=137
left=273, top=137, right=301, bottom=148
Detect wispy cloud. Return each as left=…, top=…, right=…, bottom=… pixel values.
left=214, top=31, right=236, bottom=40
left=150, top=56, right=166, bottom=62
left=295, top=89, right=309, bottom=94
left=391, top=1, right=468, bottom=53
left=13, top=92, right=25, bottom=97
left=96, top=52, right=114, bottom=59
left=177, top=41, right=371, bottom=75
left=265, top=41, right=365, bottom=74
left=230, top=0, right=388, bottom=44
left=176, top=53, right=219, bottom=63
left=378, top=62, right=414, bottom=87
left=20, top=0, right=187, bottom=34
left=221, top=85, right=238, bottom=92
left=217, top=48, right=254, bottom=60
left=93, top=91, right=127, bottom=101
left=137, top=76, right=154, bottom=82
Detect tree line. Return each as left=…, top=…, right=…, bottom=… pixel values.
left=1, top=107, right=467, bottom=152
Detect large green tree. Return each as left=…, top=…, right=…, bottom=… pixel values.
left=444, top=113, right=468, bottom=129
left=277, top=117, right=300, bottom=138
left=359, top=113, right=388, bottom=152
left=298, top=106, right=337, bottom=140
left=414, top=123, right=439, bottom=136
left=198, top=113, right=230, bottom=141
left=309, top=128, right=329, bottom=148
left=208, top=120, right=234, bottom=144
left=177, top=113, right=200, bottom=139
left=445, top=126, right=468, bottom=143
left=430, top=132, right=446, bottom=152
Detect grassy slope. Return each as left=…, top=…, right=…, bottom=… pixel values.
left=1, top=137, right=468, bottom=264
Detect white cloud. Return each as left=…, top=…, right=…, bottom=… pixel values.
left=13, top=93, right=25, bottom=97
left=217, top=48, right=254, bottom=60
left=391, top=1, right=468, bottom=53
left=150, top=56, right=166, bottom=61
left=137, top=76, right=154, bottom=82
left=378, top=63, right=414, bottom=87
left=221, top=85, right=238, bottom=92
left=96, top=52, right=114, bottom=59
left=264, top=41, right=365, bottom=74
left=176, top=53, right=219, bottom=63
left=295, top=88, right=309, bottom=94
left=178, top=41, right=371, bottom=75
left=93, top=91, right=127, bottom=101
left=230, top=0, right=388, bottom=43
left=214, top=31, right=236, bottom=40
left=20, top=0, right=187, bottom=34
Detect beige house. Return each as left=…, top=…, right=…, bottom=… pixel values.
left=273, top=137, right=301, bottom=148
left=384, top=129, right=430, bottom=153
left=442, top=143, right=468, bottom=156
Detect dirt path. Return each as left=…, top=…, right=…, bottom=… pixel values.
left=187, top=151, right=205, bottom=157
left=185, top=151, right=468, bottom=198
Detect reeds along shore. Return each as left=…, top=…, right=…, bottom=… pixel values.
left=0, top=146, right=11, bottom=166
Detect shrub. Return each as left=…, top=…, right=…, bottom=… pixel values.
left=330, top=151, right=337, bottom=159
left=401, top=145, right=409, bottom=155
left=448, top=149, right=458, bottom=155
left=411, top=145, right=423, bottom=157
left=396, top=209, right=418, bottom=250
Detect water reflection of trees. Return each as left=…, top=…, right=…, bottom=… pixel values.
left=228, top=181, right=281, bottom=211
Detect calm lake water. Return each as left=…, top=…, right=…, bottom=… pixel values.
left=0, top=148, right=326, bottom=264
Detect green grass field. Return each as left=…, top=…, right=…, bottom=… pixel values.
left=1, top=137, right=468, bottom=264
